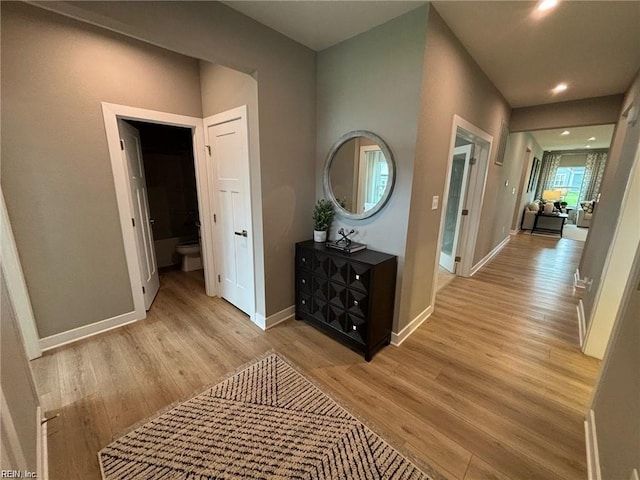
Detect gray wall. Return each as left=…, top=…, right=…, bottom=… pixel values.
left=580, top=72, right=640, bottom=325
left=3, top=0, right=316, bottom=341
left=316, top=6, right=428, bottom=331
left=1, top=2, right=203, bottom=337
left=400, top=6, right=511, bottom=326
left=591, top=243, right=640, bottom=480
left=199, top=61, right=266, bottom=318
left=510, top=95, right=624, bottom=132
left=505, top=132, right=544, bottom=231
left=41, top=1, right=317, bottom=318
left=1, top=272, right=40, bottom=472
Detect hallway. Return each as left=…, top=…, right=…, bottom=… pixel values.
left=32, top=233, right=599, bottom=480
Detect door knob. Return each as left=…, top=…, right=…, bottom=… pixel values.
left=149, top=219, right=156, bottom=225
left=234, top=230, right=248, bottom=237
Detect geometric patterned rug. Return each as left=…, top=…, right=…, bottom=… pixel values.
left=99, top=353, right=441, bottom=479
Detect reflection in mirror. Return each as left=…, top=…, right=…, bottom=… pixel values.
left=324, top=131, right=395, bottom=220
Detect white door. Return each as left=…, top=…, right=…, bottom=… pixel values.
left=205, top=108, right=254, bottom=316
left=118, top=119, right=159, bottom=310
left=440, top=144, right=473, bottom=273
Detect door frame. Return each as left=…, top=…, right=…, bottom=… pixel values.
left=203, top=105, right=255, bottom=321
left=1, top=188, right=42, bottom=359
left=102, top=102, right=216, bottom=323
left=434, top=115, right=492, bottom=294
left=439, top=143, right=473, bottom=273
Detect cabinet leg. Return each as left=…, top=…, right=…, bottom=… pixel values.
left=364, top=351, right=372, bottom=362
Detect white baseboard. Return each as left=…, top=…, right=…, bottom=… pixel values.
left=574, top=268, right=586, bottom=289
left=577, top=299, right=586, bottom=347
left=391, top=305, right=433, bottom=346
left=39, top=310, right=141, bottom=351
left=470, top=235, right=510, bottom=276
left=585, top=409, right=602, bottom=480
left=253, top=305, right=294, bottom=331
left=510, top=228, right=520, bottom=235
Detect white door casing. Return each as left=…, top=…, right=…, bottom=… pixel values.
left=433, top=115, right=493, bottom=307
left=440, top=144, right=473, bottom=273
left=204, top=106, right=255, bottom=317
left=118, top=119, right=159, bottom=310
left=0, top=188, right=41, bottom=359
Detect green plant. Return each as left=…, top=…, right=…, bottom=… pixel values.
left=312, top=199, right=334, bottom=231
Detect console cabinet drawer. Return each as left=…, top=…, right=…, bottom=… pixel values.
left=295, top=241, right=397, bottom=361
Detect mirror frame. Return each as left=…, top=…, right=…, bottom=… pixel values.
left=323, top=130, right=396, bottom=220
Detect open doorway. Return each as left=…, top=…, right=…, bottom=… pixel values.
left=436, top=115, right=492, bottom=292
left=127, top=120, right=205, bottom=291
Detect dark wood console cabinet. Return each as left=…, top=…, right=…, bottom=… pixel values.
left=295, top=241, right=397, bottom=361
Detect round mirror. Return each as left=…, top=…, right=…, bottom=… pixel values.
left=323, top=131, right=396, bottom=220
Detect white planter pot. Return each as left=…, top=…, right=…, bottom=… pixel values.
left=313, top=230, right=327, bottom=243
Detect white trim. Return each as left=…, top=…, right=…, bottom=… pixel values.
left=37, top=406, right=48, bottom=480
left=577, top=300, right=586, bottom=347
left=574, top=268, right=586, bottom=289
left=509, top=228, right=520, bottom=235
left=0, top=189, right=42, bottom=359
left=432, top=115, right=493, bottom=308
left=101, top=103, right=216, bottom=320
left=39, top=310, right=139, bottom=351
left=470, top=235, right=510, bottom=276
left=204, top=105, right=256, bottom=319
left=391, top=304, right=433, bottom=346
left=585, top=409, right=602, bottom=480
left=253, top=305, right=295, bottom=331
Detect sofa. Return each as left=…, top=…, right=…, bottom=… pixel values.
left=577, top=201, right=596, bottom=228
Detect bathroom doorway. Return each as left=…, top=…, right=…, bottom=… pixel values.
left=126, top=120, right=203, bottom=283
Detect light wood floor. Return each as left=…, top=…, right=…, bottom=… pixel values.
left=31, top=233, right=600, bottom=480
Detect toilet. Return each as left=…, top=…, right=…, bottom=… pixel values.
left=176, top=240, right=202, bottom=272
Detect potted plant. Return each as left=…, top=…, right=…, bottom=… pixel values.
left=312, top=199, right=334, bottom=242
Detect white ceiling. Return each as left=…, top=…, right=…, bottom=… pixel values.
left=222, top=1, right=425, bottom=52
left=530, top=124, right=615, bottom=151
left=222, top=0, right=640, bottom=108
left=432, top=1, right=640, bottom=107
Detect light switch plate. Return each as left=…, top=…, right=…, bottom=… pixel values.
left=432, top=196, right=439, bottom=210
left=512, top=187, right=516, bottom=194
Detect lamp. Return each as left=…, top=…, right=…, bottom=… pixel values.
left=542, top=190, right=562, bottom=202
left=542, top=189, right=561, bottom=214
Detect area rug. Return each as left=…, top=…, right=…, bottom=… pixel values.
left=99, top=353, right=441, bottom=479
left=562, top=224, right=589, bottom=242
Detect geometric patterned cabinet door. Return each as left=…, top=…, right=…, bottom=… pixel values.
left=295, top=241, right=397, bottom=361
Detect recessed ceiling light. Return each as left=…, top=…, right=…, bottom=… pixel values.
left=552, top=83, right=568, bottom=93
left=561, top=130, right=570, bottom=136
left=585, top=144, right=592, bottom=148
left=588, top=136, right=596, bottom=141
left=537, top=0, right=559, bottom=11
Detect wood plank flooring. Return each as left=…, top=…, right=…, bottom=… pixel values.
left=31, top=233, right=600, bottom=479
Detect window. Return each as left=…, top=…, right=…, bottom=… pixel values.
left=553, top=166, right=586, bottom=207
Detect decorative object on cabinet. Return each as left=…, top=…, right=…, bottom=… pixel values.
left=312, top=199, right=335, bottom=242
left=323, top=130, right=396, bottom=220
left=325, top=227, right=367, bottom=253
left=295, top=241, right=397, bottom=361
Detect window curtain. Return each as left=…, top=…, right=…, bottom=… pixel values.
left=579, top=152, right=607, bottom=202
left=534, top=152, right=562, bottom=200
